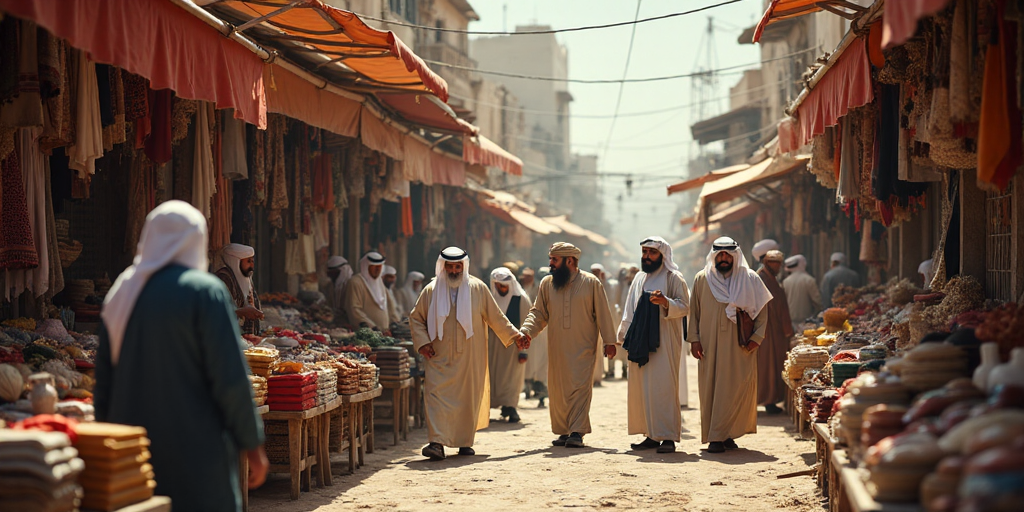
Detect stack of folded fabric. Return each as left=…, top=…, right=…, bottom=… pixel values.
left=0, top=430, right=84, bottom=512
left=358, top=361, right=378, bottom=392
left=373, top=347, right=410, bottom=382
left=249, top=375, right=268, bottom=406
left=267, top=372, right=318, bottom=411
left=336, top=359, right=360, bottom=395
left=315, top=368, right=338, bottom=405
left=74, top=422, right=155, bottom=511
left=244, top=347, right=279, bottom=379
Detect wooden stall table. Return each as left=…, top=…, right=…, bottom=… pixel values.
left=86, top=496, right=172, bottom=512
left=840, top=466, right=924, bottom=512
left=831, top=450, right=853, bottom=512
left=380, top=377, right=413, bottom=445
left=262, top=398, right=342, bottom=500
left=339, top=386, right=383, bottom=474
left=240, top=405, right=269, bottom=512
left=813, top=423, right=836, bottom=494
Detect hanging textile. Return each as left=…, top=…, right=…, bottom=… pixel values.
left=836, top=116, right=860, bottom=204
left=42, top=154, right=62, bottom=299
left=312, top=153, right=334, bottom=211
left=170, top=96, right=197, bottom=145
left=38, top=35, right=71, bottom=155
left=332, top=148, right=348, bottom=210
left=401, top=196, right=414, bottom=237
left=0, top=17, right=20, bottom=106
left=192, top=102, right=216, bottom=218
left=100, top=65, right=126, bottom=151
left=0, top=19, right=44, bottom=128
left=67, top=50, right=103, bottom=177
left=143, top=88, right=172, bottom=164
left=284, top=234, right=316, bottom=275
left=977, top=1, right=1022, bottom=192
left=231, top=178, right=254, bottom=245
left=344, top=144, right=366, bottom=200
left=124, top=149, right=154, bottom=254
left=267, top=114, right=288, bottom=228
left=0, top=148, right=38, bottom=270
left=246, top=123, right=266, bottom=205
left=4, top=127, right=49, bottom=299
left=221, top=109, right=248, bottom=180
left=310, top=211, right=330, bottom=250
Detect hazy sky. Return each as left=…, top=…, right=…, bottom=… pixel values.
left=467, top=0, right=762, bottom=249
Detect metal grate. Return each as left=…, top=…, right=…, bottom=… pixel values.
left=985, top=187, right=1013, bottom=301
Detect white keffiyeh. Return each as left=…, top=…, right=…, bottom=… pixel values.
left=427, top=247, right=473, bottom=341
left=703, top=237, right=772, bottom=321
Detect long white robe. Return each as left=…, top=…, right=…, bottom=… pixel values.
left=523, top=329, right=549, bottom=385
left=489, top=294, right=532, bottom=408
left=594, top=278, right=619, bottom=382
left=686, top=270, right=768, bottom=444
left=616, top=267, right=690, bottom=441
left=521, top=271, right=617, bottom=435
left=395, top=285, right=420, bottom=318
left=782, top=271, right=822, bottom=331
left=344, top=274, right=390, bottom=329
left=411, top=276, right=520, bottom=447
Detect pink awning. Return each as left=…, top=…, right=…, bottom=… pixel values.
left=783, top=38, right=873, bottom=152
left=0, top=0, right=267, bottom=128
left=264, top=64, right=358, bottom=138
left=463, top=135, right=523, bottom=176
left=882, top=0, right=951, bottom=49
left=377, top=93, right=475, bottom=134
left=430, top=153, right=466, bottom=187
left=360, top=108, right=404, bottom=160
left=402, top=139, right=434, bottom=185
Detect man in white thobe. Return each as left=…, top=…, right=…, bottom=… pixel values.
left=617, top=237, right=690, bottom=453
left=488, top=267, right=532, bottom=423
left=820, top=252, right=860, bottom=308
left=782, top=255, right=822, bottom=333
left=410, top=247, right=526, bottom=460
left=326, top=256, right=352, bottom=318
left=520, top=243, right=618, bottom=449
left=687, top=236, right=772, bottom=454
left=382, top=265, right=403, bottom=324
left=344, top=252, right=390, bottom=330
left=395, top=271, right=425, bottom=317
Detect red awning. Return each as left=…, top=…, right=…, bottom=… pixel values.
left=360, top=108, right=404, bottom=160
left=430, top=152, right=466, bottom=187
left=210, top=0, right=448, bottom=101
left=754, top=0, right=871, bottom=43
left=882, top=0, right=951, bottom=49
left=463, top=135, right=523, bottom=176
left=0, top=0, right=267, bottom=128
left=699, top=156, right=809, bottom=204
left=781, top=38, right=873, bottom=152
left=667, top=163, right=748, bottom=195
left=264, top=64, right=359, bottom=137
left=377, top=92, right=475, bottom=134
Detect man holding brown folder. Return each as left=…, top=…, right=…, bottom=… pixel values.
left=686, top=237, right=772, bottom=454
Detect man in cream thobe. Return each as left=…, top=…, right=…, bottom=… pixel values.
left=395, top=271, right=425, bottom=317
left=410, top=247, right=524, bottom=460
left=382, top=265, right=404, bottom=323
left=687, top=237, right=772, bottom=454
left=344, top=252, right=390, bottom=330
left=520, top=243, right=617, bottom=448
left=326, top=255, right=353, bottom=319
left=617, top=237, right=689, bottom=453
left=488, top=267, right=532, bottom=423
left=522, top=268, right=549, bottom=407
left=782, top=255, right=822, bottom=333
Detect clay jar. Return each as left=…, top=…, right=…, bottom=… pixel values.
left=987, top=348, right=1024, bottom=393
left=28, top=372, right=58, bottom=415
left=973, top=342, right=1001, bottom=391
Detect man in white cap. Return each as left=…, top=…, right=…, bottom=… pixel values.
left=488, top=267, right=532, bottom=423
left=520, top=242, right=618, bottom=449
left=215, top=243, right=264, bottom=336
left=751, top=239, right=780, bottom=270
left=97, top=201, right=268, bottom=511
left=409, top=247, right=526, bottom=460
left=617, top=237, right=690, bottom=453
left=755, top=250, right=793, bottom=415
left=782, top=255, right=821, bottom=332
left=590, top=263, right=619, bottom=386
left=326, top=256, right=353, bottom=317
left=395, top=271, right=425, bottom=317
left=382, top=265, right=404, bottom=323
left=344, top=252, right=390, bottom=330
left=819, top=252, right=860, bottom=308
left=687, top=236, right=772, bottom=453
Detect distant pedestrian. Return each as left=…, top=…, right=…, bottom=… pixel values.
left=755, top=250, right=793, bottom=415
left=687, top=237, right=772, bottom=454
left=782, top=255, right=821, bottom=332
left=344, top=252, right=390, bottom=330
left=395, top=271, right=425, bottom=318
left=751, top=239, right=779, bottom=269
left=488, top=267, right=532, bottom=423
left=819, top=252, right=860, bottom=308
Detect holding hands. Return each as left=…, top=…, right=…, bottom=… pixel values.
left=514, top=332, right=531, bottom=350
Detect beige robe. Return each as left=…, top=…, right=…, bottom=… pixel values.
left=344, top=274, right=390, bottom=329
left=395, top=286, right=419, bottom=318
left=489, top=294, right=532, bottom=408
left=595, top=278, right=619, bottom=382
left=523, top=329, right=549, bottom=385
left=686, top=270, right=768, bottom=444
left=616, top=267, right=690, bottom=442
left=386, top=287, right=403, bottom=324
left=782, top=271, right=821, bottom=332
left=410, top=276, right=520, bottom=447
left=521, top=271, right=617, bottom=435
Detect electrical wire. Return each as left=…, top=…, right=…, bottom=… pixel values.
left=601, top=0, right=644, bottom=166
left=423, top=46, right=818, bottom=84
left=357, top=0, right=747, bottom=36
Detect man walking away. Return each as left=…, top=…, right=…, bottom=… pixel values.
left=820, top=252, right=860, bottom=308
left=617, top=237, right=690, bottom=454
left=756, top=250, right=793, bottom=415
left=687, top=237, right=772, bottom=454
left=782, top=255, right=821, bottom=333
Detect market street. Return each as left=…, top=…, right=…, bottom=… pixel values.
left=249, top=357, right=821, bottom=512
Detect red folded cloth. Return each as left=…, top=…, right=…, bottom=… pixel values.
left=268, top=383, right=318, bottom=396
left=269, top=398, right=317, bottom=411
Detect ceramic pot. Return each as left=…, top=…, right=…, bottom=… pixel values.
left=974, top=343, right=1001, bottom=391
left=987, top=348, right=1024, bottom=394
left=28, top=372, right=58, bottom=415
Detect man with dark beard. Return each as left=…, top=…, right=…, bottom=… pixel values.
left=755, top=250, right=793, bottom=415
left=520, top=243, right=618, bottom=448
left=617, top=237, right=690, bottom=453
left=215, top=244, right=264, bottom=336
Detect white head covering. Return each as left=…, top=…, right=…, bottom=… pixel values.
left=918, top=259, right=934, bottom=285
left=327, top=256, right=346, bottom=269
left=383, top=265, right=397, bottom=276
left=360, top=252, right=388, bottom=310
left=830, top=252, right=847, bottom=265
left=220, top=243, right=256, bottom=307
left=640, top=236, right=679, bottom=272
left=703, top=236, right=773, bottom=321
left=102, top=201, right=209, bottom=366
left=490, top=267, right=525, bottom=312
left=427, top=247, right=473, bottom=341
left=752, top=239, right=779, bottom=261
left=403, top=271, right=425, bottom=292
left=785, top=254, right=808, bottom=274
left=331, top=255, right=354, bottom=289
left=590, top=263, right=606, bottom=276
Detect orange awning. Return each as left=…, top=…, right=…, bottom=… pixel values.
left=754, top=0, right=870, bottom=43
left=542, top=216, right=610, bottom=245
left=377, top=92, right=476, bottom=135
left=699, top=156, right=809, bottom=204
left=708, top=200, right=759, bottom=224
left=209, top=0, right=448, bottom=101
left=667, top=163, right=748, bottom=196
left=463, top=135, right=524, bottom=176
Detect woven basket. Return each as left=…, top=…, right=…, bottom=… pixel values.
left=58, top=240, right=83, bottom=268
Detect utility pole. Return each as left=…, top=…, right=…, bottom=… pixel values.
left=687, top=16, right=721, bottom=177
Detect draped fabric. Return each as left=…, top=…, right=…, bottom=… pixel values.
left=622, top=292, right=660, bottom=367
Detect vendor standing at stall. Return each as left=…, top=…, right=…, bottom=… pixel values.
left=344, top=252, right=391, bottom=330
left=215, top=243, right=264, bottom=336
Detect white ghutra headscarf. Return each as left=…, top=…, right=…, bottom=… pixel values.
left=427, top=247, right=473, bottom=341
left=703, top=236, right=772, bottom=321
left=490, top=267, right=525, bottom=312
left=102, top=201, right=209, bottom=365
left=360, top=252, right=388, bottom=310
left=640, top=236, right=679, bottom=272
left=220, top=243, right=256, bottom=306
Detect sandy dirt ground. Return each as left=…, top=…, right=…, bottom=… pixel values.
left=249, top=357, right=823, bottom=511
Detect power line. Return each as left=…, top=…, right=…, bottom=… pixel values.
left=602, top=0, right=644, bottom=166
left=424, top=46, right=818, bottom=84
left=360, top=0, right=747, bottom=35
